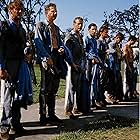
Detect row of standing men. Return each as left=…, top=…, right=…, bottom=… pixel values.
left=0, top=1, right=138, bottom=139
left=34, top=3, right=138, bottom=123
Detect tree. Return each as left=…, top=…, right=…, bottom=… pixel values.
left=0, top=0, right=49, bottom=33
left=0, top=0, right=50, bottom=84
left=103, top=4, right=139, bottom=39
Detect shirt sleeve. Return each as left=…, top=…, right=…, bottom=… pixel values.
left=34, top=22, right=50, bottom=61
left=61, top=45, right=73, bottom=65
left=84, top=36, right=98, bottom=60
left=0, top=22, right=5, bottom=70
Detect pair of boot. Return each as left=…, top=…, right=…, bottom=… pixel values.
left=40, top=114, right=63, bottom=126
left=0, top=125, right=26, bottom=140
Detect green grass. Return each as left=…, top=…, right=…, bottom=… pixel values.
left=52, top=116, right=139, bottom=140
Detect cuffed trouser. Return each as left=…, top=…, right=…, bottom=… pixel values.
left=91, top=64, right=101, bottom=102
left=91, top=65, right=106, bottom=103
left=39, top=64, right=60, bottom=116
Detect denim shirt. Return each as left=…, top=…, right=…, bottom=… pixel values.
left=83, top=34, right=99, bottom=60
left=34, top=19, right=72, bottom=64
left=34, top=19, right=73, bottom=78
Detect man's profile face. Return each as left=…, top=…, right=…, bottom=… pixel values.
left=9, top=7, right=23, bottom=21
left=101, top=29, right=108, bottom=39
left=89, top=26, right=97, bottom=37
left=46, top=6, right=57, bottom=23
left=73, top=19, right=83, bottom=33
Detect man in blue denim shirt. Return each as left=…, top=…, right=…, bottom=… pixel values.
left=34, top=3, right=75, bottom=125
left=84, top=23, right=103, bottom=109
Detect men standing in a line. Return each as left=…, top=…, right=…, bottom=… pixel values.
left=34, top=3, right=75, bottom=125
left=64, top=17, right=89, bottom=119
left=0, top=1, right=33, bottom=139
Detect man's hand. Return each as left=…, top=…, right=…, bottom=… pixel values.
left=71, top=63, right=80, bottom=71
left=0, top=70, right=8, bottom=80
left=47, top=57, right=53, bottom=65
left=92, top=58, right=100, bottom=64
left=58, top=48, right=64, bottom=55
left=42, top=57, right=53, bottom=70
left=24, top=54, right=32, bottom=63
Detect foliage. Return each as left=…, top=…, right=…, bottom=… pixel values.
left=0, top=0, right=49, bottom=33
left=103, top=4, right=139, bottom=39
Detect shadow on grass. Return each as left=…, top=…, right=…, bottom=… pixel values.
left=9, top=100, right=139, bottom=140
left=9, top=113, right=138, bottom=140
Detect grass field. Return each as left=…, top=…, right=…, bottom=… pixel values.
left=52, top=116, right=139, bottom=140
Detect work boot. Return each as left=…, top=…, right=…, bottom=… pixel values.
left=65, top=111, right=77, bottom=119
left=40, top=115, right=48, bottom=126
left=0, top=131, right=9, bottom=140
left=48, top=114, right=63, bottom=123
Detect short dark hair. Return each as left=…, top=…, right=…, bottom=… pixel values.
left=128, top=35, right=137, bottom=41
left=115, top=32, right=124, bottom=40
left=7, top=0, right=24, bottom=11
left=73, top=16, right=83, bottom=23
left=88, top=23, right=97, bottom=30
left=44, top=3, right=56, bottom=11
left=99, top=25, right=109, bottom=33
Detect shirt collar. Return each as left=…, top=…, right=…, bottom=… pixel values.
left=44, top=19, right=56, bottom=27
left=99, top=36, right=106, bottom=43
left=71, top=30, right=75, bottom=35
left=71, top=29, right=83, bottom=37
left=87, top=34, right=93, bottom=39
left=44, top=19, right=49, bottom=26
left=8, top=19, right=22, bottom=29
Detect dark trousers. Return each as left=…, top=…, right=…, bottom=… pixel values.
left=125, top=65, right=134, bottom=98
left=39, top=64, right=60, bottom=116
left=11, top=101, right=22, bottom=129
